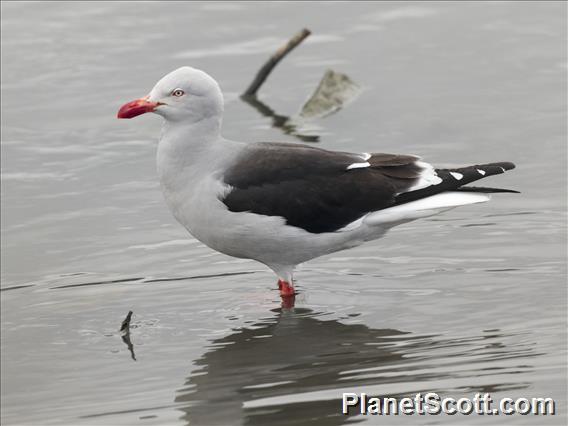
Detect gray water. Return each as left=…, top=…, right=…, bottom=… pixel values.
left=1, top=2, right=566, bottom=425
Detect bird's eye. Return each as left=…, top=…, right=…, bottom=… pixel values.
left=171, top=89, right=185, bottom=97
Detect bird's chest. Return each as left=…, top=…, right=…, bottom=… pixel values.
left=159, top=167, right=232, bottom=241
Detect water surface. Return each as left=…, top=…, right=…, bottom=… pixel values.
left=1, top=2, right=566, bottom=425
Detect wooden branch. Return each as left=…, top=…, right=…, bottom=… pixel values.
left=242, top=28, right=311, bottom=98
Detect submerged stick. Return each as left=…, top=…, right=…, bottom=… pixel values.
left=120, top=310, right=136, bottom=361
left=241, top=95, right=320, bottom=143
left=120, top=310, right=133, bottom=333
left=242, top=28, right=311, bottom=98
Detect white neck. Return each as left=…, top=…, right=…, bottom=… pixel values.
left=157, top=116, right=220, bottom=168
left=155, top=114, right=245, bottom=229
left=155, top=114, right=244, bottom=199
left=163, top=114, right=221, bottom=146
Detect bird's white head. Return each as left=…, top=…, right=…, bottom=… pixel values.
left=117, top=67, right=224, bottom=124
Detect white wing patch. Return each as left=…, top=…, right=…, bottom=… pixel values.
left=346, top=162, right=370, bottom=170
left=404, top=161, right=443, bottom=192
left=476, top=168, right=486, bottom=176
left=361, top=152, right=371, bottom=161
left=450, top=172, right=463, bottom=180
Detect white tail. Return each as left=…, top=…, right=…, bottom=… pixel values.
left=364, top=192, right=490, bottom=226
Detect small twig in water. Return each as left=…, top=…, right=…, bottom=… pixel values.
left=120, top=310, right=133, bottom=333
left=120, top=310, right=136, bottom=361
left=242, top=28, right=311, bottom=98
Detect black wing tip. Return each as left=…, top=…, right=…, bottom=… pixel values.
left=494, top=161, right=516, bottom=171
left=476, top=161, right=516, bottom=172
left=458, top=186, right=520, bottom=194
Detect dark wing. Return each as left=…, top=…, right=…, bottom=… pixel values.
left=221, top=142, right=516, bottom=234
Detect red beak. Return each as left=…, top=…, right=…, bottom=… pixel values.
left=117, top=96, right=160, bottom=119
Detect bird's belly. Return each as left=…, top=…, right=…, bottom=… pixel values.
left=185, top=205, right=386, bottom=266
left=161, top=177, right=387, bottom=266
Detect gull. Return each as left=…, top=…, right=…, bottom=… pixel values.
left=118, top=67, right=517, bottom=301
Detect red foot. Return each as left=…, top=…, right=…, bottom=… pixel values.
left=277, top=279, right=295, bottom=297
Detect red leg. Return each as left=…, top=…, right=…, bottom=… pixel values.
left=277, top=279, right=295, bottom=297
left=277, top=279, right=295, bottom=309
left=281, top=294, right=295, bottom=309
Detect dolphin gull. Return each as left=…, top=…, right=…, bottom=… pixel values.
left=117, top=67, right=517, bottom=301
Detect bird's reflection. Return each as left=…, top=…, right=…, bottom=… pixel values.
left=175, top=308, right=537, bottom=425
